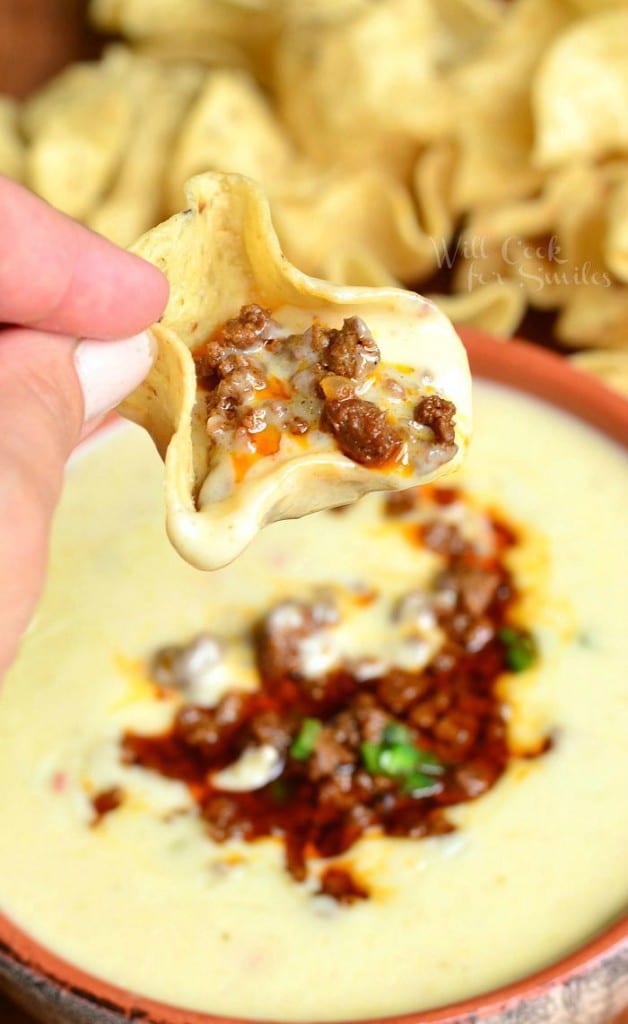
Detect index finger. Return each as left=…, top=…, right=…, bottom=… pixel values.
left=0, top=175, right=169, bottom=339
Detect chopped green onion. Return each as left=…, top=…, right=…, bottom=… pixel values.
left=403, top=772, right=443, bottom=797
left=360, top=741, right=384, bottom=774
left=361, top=726, right=444, bottom=783
left=499, top=627, right=538, bottom=673
left=382, top=722, right=414, bottom=746
left=379, top=744, right=423, bottom=777
left=290, top=718, right=323, bottom=761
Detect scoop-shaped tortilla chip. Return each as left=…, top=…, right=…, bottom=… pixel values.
left=166, top=69, right=299, bottom=215
left=412, top=141, right=457, bottom=243
left=88, top=60, right=203, bottom=246
left=89, top=0, right=277, bottom=42
left=22, top=54, right=134, bottom=220
left=280, top=0, right=376, bottom=21
left=270, top=168, right=441, bottom=285
left=534, top=9, right=628, bottom=169
left=432, top=283, right=526, bottom=338
left=605, top=174, right=628, bottom=284
left=568, top=0, right=628, bottom=9
left=556, top=284, right=628, bottom=348
left=570, top=348, right=628, bottom=398
left=121, top=173, right=471, bottom=570
left=89, top=0, right=281, bottom=84
left=168, top=71, right=436, bottom=287
left=273, top=0, right=456, bottom=179
left=449, top=0, right=574, bottom=211
left=459, top=162, right=616, bottom=313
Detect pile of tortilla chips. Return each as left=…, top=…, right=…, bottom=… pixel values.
left=1, top=0, right=628, bottom=393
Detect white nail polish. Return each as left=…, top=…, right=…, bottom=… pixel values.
left=74, top=331, right=156, bottom=423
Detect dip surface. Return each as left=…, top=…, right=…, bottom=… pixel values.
left=0, top=381, right=626, bottom=1020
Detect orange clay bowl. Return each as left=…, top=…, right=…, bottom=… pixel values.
left=0, top=328, right=627, bottom=1024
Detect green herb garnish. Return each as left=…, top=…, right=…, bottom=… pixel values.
left=382, top=722, right=414, bottom=746
left=379, top=744, right=423, bottom=777
left=290, top=718, right=323, bottom=761
left=499, top=627, right=539, bottom=673
left=360, top=740, right=383, bottom=774
left=403, top=771, right=443, bottom=796
left=360, top=724, right=444, bottom=792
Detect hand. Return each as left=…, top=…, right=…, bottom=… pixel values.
left=0, top=176, right=168, bottom=678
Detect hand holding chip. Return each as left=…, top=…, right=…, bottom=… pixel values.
left=0, top=175, right=168, bottom=678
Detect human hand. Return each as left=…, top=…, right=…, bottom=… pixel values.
left=0, top=176, right=168, bottom=678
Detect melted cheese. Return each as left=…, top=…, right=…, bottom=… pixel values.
left=167, top=298, right=473, bottom=570
left=0, top=382, right=626, bottom=1021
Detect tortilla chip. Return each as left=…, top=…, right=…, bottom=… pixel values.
left=556, top=285, right=628, bottom=348
left=167, top=70, right=437, bottom=285
left=130, top=35, right=251, bottom=70
left=270, top=168, right=441, bottom=285
left=89, top=0, right=280, bottom=84
left=88, top=61, right=203, bottom=246
left=432, top=283, right=526, bottom=337
left=121, top=172, right=471, bottom=570
left=569, top=348, right=628, bottom=398
left=321, top=253, right=400, bottom=289
left=89, top=0, right=275, bottom=40
left=280, top=0, right=374, bottom=21
left=433, top=0, right=509, bottom=66
left=451, top=236, right=516, bottom=304
left=568, top=0, right=628, bottom=9
left=273, top=0, right=456, bottom=180
left=449, top=0, right=574, bottom=212
left=0, top=97, right=24, bottom=182
left=459, top=163, right=616, bottom=312
left=166, top=69, right=299, bottom=216
left=21, top=52, right=134, bottom=220
left=412, top=141, right=457, bottom=243
left=605, top=174, right=628, bottom=283
left=534, top=9, right=628, bottom=169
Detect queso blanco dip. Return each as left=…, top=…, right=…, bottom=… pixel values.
left=0, top=381, right=626, bottom=1020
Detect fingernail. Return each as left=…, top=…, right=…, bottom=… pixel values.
left=74, top=331, right=156, bottom=422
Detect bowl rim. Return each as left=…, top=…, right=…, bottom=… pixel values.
left=1, top=327, right=627, bottom=1024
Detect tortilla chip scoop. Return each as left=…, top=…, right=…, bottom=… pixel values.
left=120, top=173, right=472, bottom=570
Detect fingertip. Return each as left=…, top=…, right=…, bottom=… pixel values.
left=0, top=177, right=170, bottom=340
left=125, top=251, right=170, bottom=325
left=71, top=248, right=170, bottom=341
left=75, top=330, right=156, bottom=423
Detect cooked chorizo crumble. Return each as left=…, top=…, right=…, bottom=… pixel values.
left=121, top=485, right=546, bottom=901
left=192, top=304, right=458, bottom=485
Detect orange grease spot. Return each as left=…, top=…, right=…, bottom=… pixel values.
left=232, top=425, right=282, bottom=482
left=257, top=376, right=292, bottom=401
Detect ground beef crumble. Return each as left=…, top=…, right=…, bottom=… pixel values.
left=318, top=866, right=369, bottom=904
left=191, top=305, right=458, bottom=479
left=217, top=303, right=275, bottom=349
left=322, top=398, right=405, bottom=467
left=90, top=787, right=124, bottom=827
left=122, top=487, right=546, bottom=900
left=414, top=395, right=456, bottom=444
left=318, top=316, right=381, bottom=381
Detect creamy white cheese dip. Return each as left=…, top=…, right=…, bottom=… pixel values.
left=0, top=381, right=626, bottom=1021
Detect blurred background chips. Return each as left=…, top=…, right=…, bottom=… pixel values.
left=1, top=0, right=627, bottom=394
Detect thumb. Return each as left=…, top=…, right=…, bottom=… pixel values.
left=0, top=327, right=154, bottom=677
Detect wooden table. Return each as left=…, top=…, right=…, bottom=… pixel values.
left=0, top=995, right=36, bottom=1023
left=0, top=0, right=101, bottom=98
left=1, top=983, right=628, bottom=1024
